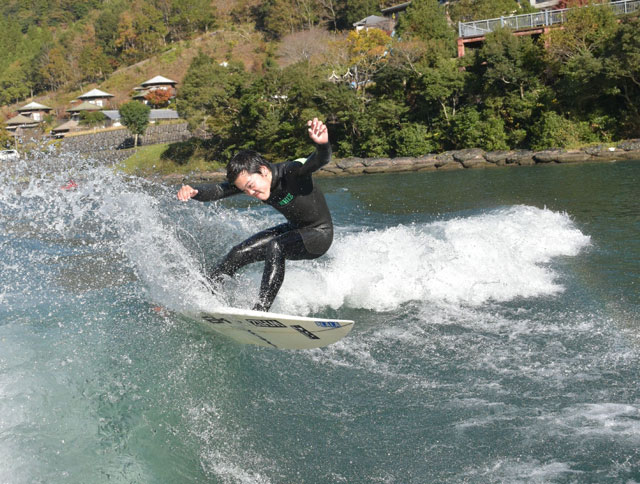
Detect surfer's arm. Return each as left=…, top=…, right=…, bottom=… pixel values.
left=298, top=118, right=331, bottom=176
left=297, top=142, right=331, bottom=177
left=177, top=182, right=241, bottom=202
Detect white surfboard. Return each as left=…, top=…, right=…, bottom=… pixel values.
left=191, top=306, right=354, bottom=350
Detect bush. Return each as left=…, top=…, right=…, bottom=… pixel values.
left=391, top=123, right=438, bottom=156
left=79, top=111, right=106, bottom=127
left=448, top=106, right=509, bottom=150
left=529, top=111, right=599, bottom=150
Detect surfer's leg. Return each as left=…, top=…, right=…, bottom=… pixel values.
left=208, top=224, right=291, bottom=286
left=253, top=230, right=310, bottom=312
left=253, top=238, right=286, bottom=312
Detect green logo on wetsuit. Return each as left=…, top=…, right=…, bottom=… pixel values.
left=279, top=193, right=294, bottom=206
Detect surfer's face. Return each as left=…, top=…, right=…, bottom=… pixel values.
left=234, top=166, right=272, bottom=201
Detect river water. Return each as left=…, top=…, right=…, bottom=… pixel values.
left=1, top=154, right=638, bottom=483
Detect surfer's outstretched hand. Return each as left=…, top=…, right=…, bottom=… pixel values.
left=177, top=185, right=198, bottom=201
left=307, top=118, right=328, bottom=145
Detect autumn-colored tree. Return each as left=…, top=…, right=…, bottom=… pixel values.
left=144, top=88, right=173, bottom=107
left=330, top=29, right=391, bottom=97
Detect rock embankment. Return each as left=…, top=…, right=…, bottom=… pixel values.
left=166, top=139, right=640, bottom=183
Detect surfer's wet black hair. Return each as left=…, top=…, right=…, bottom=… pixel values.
left=227, top=150, right=270, bottom=183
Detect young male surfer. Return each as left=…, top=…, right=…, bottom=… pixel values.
left=177, top=118, right=333, bottom=312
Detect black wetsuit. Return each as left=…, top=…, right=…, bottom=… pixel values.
left=193, top=143, right=333, bottom=311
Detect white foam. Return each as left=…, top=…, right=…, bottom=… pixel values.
left=552, top=403, right=640, bottom=440
left=275, top=206, right=590, bottom=314
left=464, top=458, right=580, bottom=483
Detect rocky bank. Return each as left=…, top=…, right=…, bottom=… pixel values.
left=166, top=139, right=640, bottom=184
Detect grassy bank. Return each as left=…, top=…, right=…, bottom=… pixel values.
left=117, top=142, right=224, bottom=176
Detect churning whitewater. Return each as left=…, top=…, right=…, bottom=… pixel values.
left=1, top=155, right=588, bottom=316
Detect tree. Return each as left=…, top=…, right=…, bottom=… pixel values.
left=78, top=45, right=112, bottom=83
left=330, top=29, right=391, bottom=98
left=528, top=111, right=598, bottom=150
left=477, top=29, right=544, bottom=100
left=603, top=17, right=640, bottom=137
left=165, top=0, right=217, bottom=41
left=38, top=47, right=71, bottom=91
left=79, top=111, right=106, bottom=127
left=335, top=0, right=380, bottom=30
left=145, top=89, right=173, bottom=108
left=119, top=101, right=150, bottom=147
left=395, top=0, right=456, bottom=52
left=278, top=27, right=333, bottom=66
left=0, top=60, right=32, bottom=104
left=545, top=2, right=619, bottom=114
left=176, top=52, right=250, bottom=158
left=0, top=122, right=13, bottom=149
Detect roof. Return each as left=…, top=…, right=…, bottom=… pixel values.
left=150, top=109, right=179, bottom=119
left=6, top=114, right=39, bottom=125
left=78, top=88, right=114, bottom=99
left=67, top=101, right=102, bottom=112
left=51, top=119, right=79, bottom=132
left=353, top=15, right=389, bottom=27
left=381, top=2, right=412, bottom=15
left=142, top=75, right=177, bottom=86
left=132, top=89, right=151, bottom=98
left=18, top=101, right=53, bottom=111
left=101, top=110, right=121, bottom=121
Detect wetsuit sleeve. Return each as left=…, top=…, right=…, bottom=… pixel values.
left=297, top=142, right=331, bottom=177
left=192, top=182, right=241, bottom=202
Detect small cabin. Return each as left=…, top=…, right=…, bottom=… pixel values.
left=353, top=15, right=395, bottom=34
left=6, top=113, right=40, bottom=131
left=16, top=102, right=54, bottom=122
left=133, top=75, right=177, bottom=104
left=77, top=88, right=114, bottom=108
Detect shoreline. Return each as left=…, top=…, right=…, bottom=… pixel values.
left=157, top=140, right=640, bottom=183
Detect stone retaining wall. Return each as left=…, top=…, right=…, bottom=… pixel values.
left=315, top=141, right=640, bottom=177
left=59, top=122, right=190, bottom=153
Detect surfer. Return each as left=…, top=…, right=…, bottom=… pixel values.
left=177, top=118, right=333, bottom=311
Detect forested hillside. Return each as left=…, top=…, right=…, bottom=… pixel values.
left=1, top=0, right=639, bottom=159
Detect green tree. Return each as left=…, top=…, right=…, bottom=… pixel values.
left=255, top=0, right=307, bottom=39
left=603, top=17, right=640, bottom=137
left=0, top=60, right=32, bottom=104
left=233, top=61, right=327, bottom=159
left=95, top=5, right=123, bottom=58
left=79, top=111, right=106, bottom=127
left=335, top=0, right=380, bottom=30
left=545, top=2, right=619, bottom=115
left=119, top=101, right=151, bottom=147
left=448, top=106, right=509, bottom=150
left=395, top=0, right=456, bottom=54
left=165, top=0, right=217, bottom=41
left=470, top=28, right=546, bottom=147
left=476, top=29, right=544, bottom=100
left=38, top=47, right=71, bottom=91
left=390, top=122, right=437, bottom=156
left=0, top=123, right=14, bottom=149
left=177, top=53, right=250, bottom=158
left=529, top=111, right=598, bottom=150
left=78, top=45, right=113, bottom=83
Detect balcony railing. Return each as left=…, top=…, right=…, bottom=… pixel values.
left=459, top=0, right=639, bottom=38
